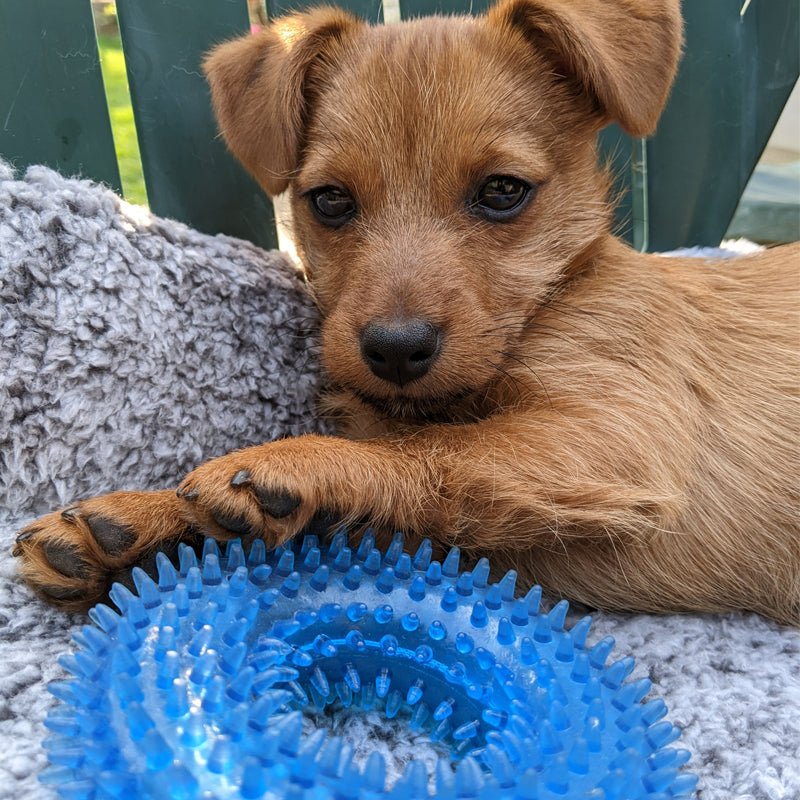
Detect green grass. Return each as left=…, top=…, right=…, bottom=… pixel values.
left=97, top=33, right=148, bottom=206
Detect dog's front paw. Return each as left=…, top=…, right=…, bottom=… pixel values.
left=177, top=438, right=344, bottom=546
left=12, top=490, right=193, bottom=609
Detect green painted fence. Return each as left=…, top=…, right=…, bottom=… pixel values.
left=0, top=0, right=122, bottom=194
left=1, top=0, right=797, bottom=252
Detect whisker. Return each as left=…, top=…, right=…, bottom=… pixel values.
left=484, top=359, right=523, bottom=397
left=498, top=350, right=553, bottom=408
left=539, top=299, right=595, bottom=317
left=491, top=310, right=536, bottom=321
left=526, top=321, right=588, bottom=341
left=483, top=322, right=532, bottom=335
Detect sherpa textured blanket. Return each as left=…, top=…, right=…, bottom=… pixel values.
left=0, top=162, right=798, bottom=800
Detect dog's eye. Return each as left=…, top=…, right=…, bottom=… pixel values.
left=472, top=176, right=533, bottom=220
left=308, top=186, right=357, bottom=226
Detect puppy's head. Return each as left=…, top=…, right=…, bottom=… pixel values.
left=204, top=0, right=682, bottom=419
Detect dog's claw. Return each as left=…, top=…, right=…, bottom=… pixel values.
left=254, top=487, right=301, bottom=519
left=61, top=506, right=81, bottom=522
left=12, top=528, right=36, bottom=557
left=230, top=469, right=252, bottom=487
left=231, top=470, right=299, bottom=518
left=14, top=528, right=38, bottom=546
left=177, top=486, right=200, bottom=501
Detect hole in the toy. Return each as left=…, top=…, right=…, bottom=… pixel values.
left=253, top=599, right=528, bottom=795
left=302, top=702, right=447, bottom=792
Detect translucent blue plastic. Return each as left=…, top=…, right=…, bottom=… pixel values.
left=41, top=531, right=698, bottom=799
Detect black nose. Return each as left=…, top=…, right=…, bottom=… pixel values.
left=359, top=320, right=441, bottom=386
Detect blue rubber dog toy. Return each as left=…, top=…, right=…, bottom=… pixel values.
left=40, top=531, right=698, bottom=799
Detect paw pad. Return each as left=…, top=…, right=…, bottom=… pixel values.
left=86, top=515, right=137, bottom=556
left=253, top=487, right=301, bottom=518
left=211, top=510, right=255, bottom=537
left=41, top=541, right=90, bottom=579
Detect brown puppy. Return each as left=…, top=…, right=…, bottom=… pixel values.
left=14, top=0, right=800, bottom=624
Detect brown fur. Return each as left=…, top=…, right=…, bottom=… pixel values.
left=14, top=0, right=800, bottom=625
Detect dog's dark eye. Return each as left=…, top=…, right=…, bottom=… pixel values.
left=472, top=176, right=533, bottom=221
left=307, top=186, right=357, bottom=226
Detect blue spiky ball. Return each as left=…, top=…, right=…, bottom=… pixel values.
left=40, top=531, right=697, bottom=799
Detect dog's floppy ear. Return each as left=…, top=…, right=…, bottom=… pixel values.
left=487, top=0, right=683, bottom=136
left=203, top=8, right=362, bottom=196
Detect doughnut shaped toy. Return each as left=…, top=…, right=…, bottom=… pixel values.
left=40, top=531, right=698, bottom=799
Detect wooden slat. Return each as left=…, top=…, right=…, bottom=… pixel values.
left=399, top=0, right=492, bottom=18
left=0, top=0, right=121, bottom=191
left=266, top=0, right=383, bottom=23
left=644, top=0, right=799, bottom=250
left=116, top=0, right=277, bottom=249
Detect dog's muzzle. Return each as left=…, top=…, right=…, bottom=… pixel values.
left=359, top=319, right=441, bottom=386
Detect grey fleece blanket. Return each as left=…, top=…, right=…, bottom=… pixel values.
left=0, top=162, right=798, bottom=800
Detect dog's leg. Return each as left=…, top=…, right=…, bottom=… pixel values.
left=13, top=490, right=204, bottom=610
left=174, top=434, right=455, bottom=545
left=174, top=415, right=678, bottom=579
left=175, top=410, right=791, bottom=618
